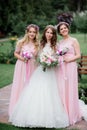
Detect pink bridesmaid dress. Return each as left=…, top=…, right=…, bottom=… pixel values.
left=56, top=37, right=82, bottom=125
left=9, top=44, right=37, bottom=116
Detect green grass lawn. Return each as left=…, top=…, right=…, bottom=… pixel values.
left=71, top=33, right=87, bottom=55
left=58, top=33, right=87, bottom=55
left=0, top=64, right=14, bottom=88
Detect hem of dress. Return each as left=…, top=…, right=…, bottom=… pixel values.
left=10, top=122, right=69, bottom=128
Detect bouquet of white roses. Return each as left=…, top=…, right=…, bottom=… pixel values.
left=38, top=51, right=58, bottom=71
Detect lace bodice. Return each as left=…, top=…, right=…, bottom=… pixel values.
left=42, top=43, right=54, bottom=55
left=58, top=37, right=77, bottom=56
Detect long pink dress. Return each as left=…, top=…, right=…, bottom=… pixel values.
left=56, top=37, right=82, bottom=125
left=9, top=43, right=37, bottom=116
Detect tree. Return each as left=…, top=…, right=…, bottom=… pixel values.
left=74, top=13, right=87, bottom=41
left=67, top=0, right=87, bottom=12
left=0, top=0, right=87, bottom=36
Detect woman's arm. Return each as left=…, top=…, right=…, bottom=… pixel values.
left=63, top=39, right=81, bottom=63
left=14, top=51, right=26, bottom=62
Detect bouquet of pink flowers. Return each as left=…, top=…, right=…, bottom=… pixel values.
left=39, top=51, right=58, bottom=71
left=56, top=47, right=69, bottom=56
left=22, top=50, right=34, bottom=62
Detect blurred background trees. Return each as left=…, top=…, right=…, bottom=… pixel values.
left=0, top=0, right=87, bottom=37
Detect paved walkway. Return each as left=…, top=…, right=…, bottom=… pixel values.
left=0, top=85, right=11, bottom=123
left=0, top=85, right=87, bottom=130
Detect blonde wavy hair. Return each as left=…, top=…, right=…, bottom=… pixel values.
left=16, top=24, right=39, bottom=49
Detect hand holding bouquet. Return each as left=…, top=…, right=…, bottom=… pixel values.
left=22, top=50, right=34, bottom=62
left=38, top=51, right=58, bottom=71
left=56, top=47, right=69, bottom=56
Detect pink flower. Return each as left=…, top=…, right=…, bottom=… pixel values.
left=22, top=51, right=33, bottom=60
left=56, top=47, right=69, bottom=56
left=46, top=58, right=52, bottom=65
left=39, top=52, right=58, bottom=71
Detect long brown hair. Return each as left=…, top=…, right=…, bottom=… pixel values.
left=40, top=25, right=57, bottom=50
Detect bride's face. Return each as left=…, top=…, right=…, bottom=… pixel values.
left=45, top=28, right=53, bottom=42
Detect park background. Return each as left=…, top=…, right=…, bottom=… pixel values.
left=0, top=0, right=87, bottom=130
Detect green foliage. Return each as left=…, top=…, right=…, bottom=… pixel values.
left=51, top=0, right=68, bottom=10
left=0, top=0, right=87, bottom=36
left=0, top=52, right=8, bottom=63
left=8, top=36, right=17, bottom=64
left=70, top=21, right=77, bottom=33
left=74, top=13, right=87, bottom=33
left=39, top=60, right=58, bottom=72
left=8, top=13, right=27, bottom=36
left=78, top=75, right=87, bottom=104
left=0, top=40, right=11, bottom=53
left=0, top=37, right=17, bottom=64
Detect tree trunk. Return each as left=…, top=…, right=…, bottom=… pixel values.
left=77, top=0, right=81, bottom=12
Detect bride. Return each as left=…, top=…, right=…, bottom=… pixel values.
left=9, top=25, right=69, bottom=128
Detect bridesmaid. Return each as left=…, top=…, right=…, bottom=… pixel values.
left=56, top=13, right=82, bottom=125
left=9, top=24, right=39, bottom=116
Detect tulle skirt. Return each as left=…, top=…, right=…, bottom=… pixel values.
left=9, top=66, right=69, bottom=128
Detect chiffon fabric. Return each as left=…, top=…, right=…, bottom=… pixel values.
left=9, top=43, right=69, bottom=128
left=9, top=43, right=37, bottom=116
left=55, top=37, right=82, bottom=125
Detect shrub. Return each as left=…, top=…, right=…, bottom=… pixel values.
left=0, top=36, right=18, bottom=64
left=79, top=84, right=87, bottom=104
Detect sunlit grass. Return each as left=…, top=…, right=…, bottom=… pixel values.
left=0, top=64, right=14, bottom=88
left=58, top=33, right=87, bottom=55
left=71, top=33, right=87, bottom=55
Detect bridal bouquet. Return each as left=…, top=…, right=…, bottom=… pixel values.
left=22, top=50, right=34, bottom=62
left=38, top=51, right=58, bottom=71
left=56, top=47, right=69, bottom=56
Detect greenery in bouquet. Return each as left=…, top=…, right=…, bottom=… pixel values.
left=38, top=51, right=58, bottom=71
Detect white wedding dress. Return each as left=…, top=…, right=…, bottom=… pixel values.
left=9, top=44, right=69, bottom=128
